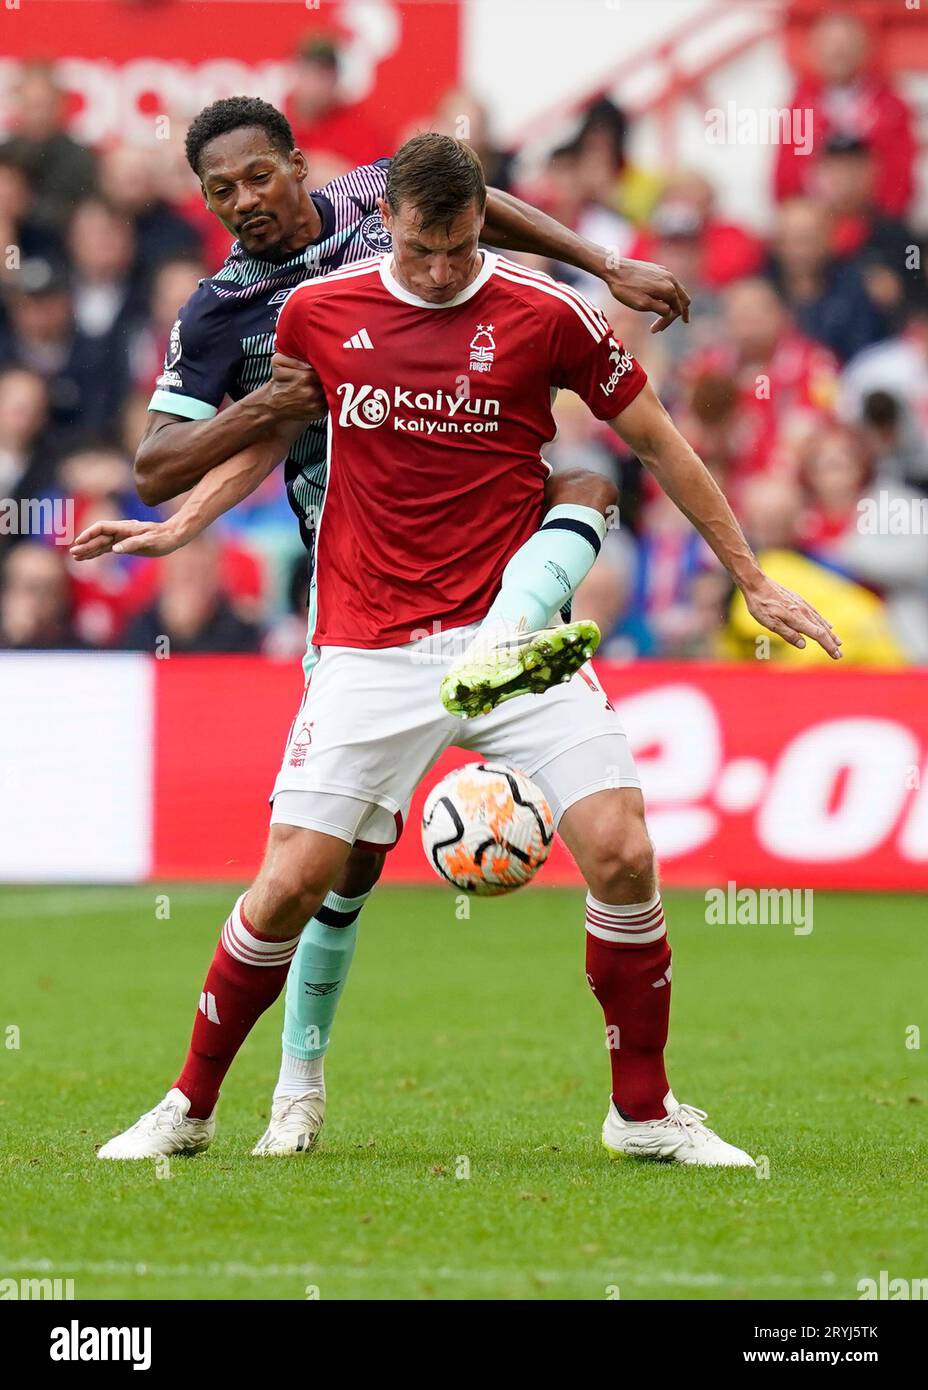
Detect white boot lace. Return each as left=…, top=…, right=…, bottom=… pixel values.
left=666, top=1104, right=717, bottom=1152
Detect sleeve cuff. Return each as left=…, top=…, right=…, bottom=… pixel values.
left=148, top=390, right=219, bottom=421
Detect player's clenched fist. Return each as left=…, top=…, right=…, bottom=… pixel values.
left=267, top=352, right=326, bottom=420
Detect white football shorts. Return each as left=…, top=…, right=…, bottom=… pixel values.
left=271, top=622, right=640, bottom=849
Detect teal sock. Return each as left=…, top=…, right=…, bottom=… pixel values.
left=281, top=889, right=369, bottom=1062
left=484, top=502, right=607, bottom=629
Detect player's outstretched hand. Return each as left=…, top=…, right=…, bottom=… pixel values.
left=742, top=576, right=843, bottom=660
left=269, top=352, right=327, bottom=420
left=602, top=256, right=691, bottom=334
left=69, top=518, right=185, bottom=561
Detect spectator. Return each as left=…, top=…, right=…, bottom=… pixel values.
left=56, top=436, right=138, bottom=511
left=0, top=541, right=81, bottom=649
left=840, top=303, right=928, bottom=490
left=0, top=367, right=54, bottom=516
left=798, top=423, right=928, bottom=660
left=627, top=486, right=719, bottom=658
left=64, top=486, right=155, bottom=648
left=561, top=97, right=662, bottom=229
left=429, top=89, right=514, bottom=192
left=121, top=535, right=262, bottom=654
left=766, top=198, right=889, bottom=363
left=814, top=135, right=920, bottom=327
left=722, top=558, right=905, bottom=668
left=98, top=145, right=202, bottom=282
left=129, top=254, right=205, bottom=396
left=0, top=63, right=97, bottom=232
left=858, top=390, right=923, bottom=493
left=624, top=195, right=724, bottom=368
left=0, top=257, right=129, bottom=444
left=572, top=527, right=639, bottom=660
left=682, top=278, right=840, bottom=495
left=67, top=198, right=144, bottom=344
left=515, top=142, right=633, bottom=300
left=0, top=150, right=64, bottom=277
left=263, top=552, right=313, bottom=661
left=774, top=13, right=917, bottom=218
left=286, top=35, right=389, bottom=177
left=628, top=171, right=765, bottom=290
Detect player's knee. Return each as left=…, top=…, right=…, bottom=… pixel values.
left=250, top=828, right=344, bottom=934
left=585, top=817, right=655, bottom=899
left=249, top=868, right=324, bottom=936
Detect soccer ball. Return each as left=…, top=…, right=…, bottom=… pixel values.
left=421, top=762, right=554, bottom=896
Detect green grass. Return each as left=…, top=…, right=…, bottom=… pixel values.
left=0, top=886, right=925, bottom=1301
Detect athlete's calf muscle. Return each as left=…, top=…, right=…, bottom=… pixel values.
left=334, top=845, right=386, bottom=899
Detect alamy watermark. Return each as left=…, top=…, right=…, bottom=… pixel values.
left=704, top=881, right=813, bottom=935
left=0, top=497, right=74, bottom=545
left=857, top=1271, right=927, bottom=1300
left=0, top=1276, right=75, bottom=1299
left=857, top=492, right=928, bottom=536
left=705, top=102, right=814, bottom=156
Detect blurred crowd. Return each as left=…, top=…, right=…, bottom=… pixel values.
left=1, top=14, right=926, bottom=665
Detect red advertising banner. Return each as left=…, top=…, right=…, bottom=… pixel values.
left=0, top=0, right=459, bottom=148
left=152, top=658, right=928, bottom=890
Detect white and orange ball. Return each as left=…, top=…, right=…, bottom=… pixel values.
left=421, top=762, right=554, bottom=896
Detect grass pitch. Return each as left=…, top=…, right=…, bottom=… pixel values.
left=0, top=885, right=924, bottom=1301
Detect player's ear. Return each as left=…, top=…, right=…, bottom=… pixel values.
left=291, top=148, right=308, bottom=184
left=376, top=196, right=393, bottom=232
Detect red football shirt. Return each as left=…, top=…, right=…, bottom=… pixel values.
left=274, top=251, right=647, bottom=647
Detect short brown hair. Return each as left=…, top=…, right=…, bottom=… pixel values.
left=386, top=132, right=486, bottom=232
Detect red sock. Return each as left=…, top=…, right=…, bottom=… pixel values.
left=175, top=895, right=301, bottom=1119
left=585, top=892, right=672, bottom=1121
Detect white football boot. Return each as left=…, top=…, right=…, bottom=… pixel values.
left=252, top=1091, right=326, bottom=1156
left=97, top=1088, right=216, bottom=1160
left=602, top=1091, right=755, bottom=1168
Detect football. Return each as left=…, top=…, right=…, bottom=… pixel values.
left=421, top=762, right=555, bottom=895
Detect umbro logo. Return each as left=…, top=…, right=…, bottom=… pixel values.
left=343, top=328, right=374, bottom=350
left=304, top=980, right=339, bottom=996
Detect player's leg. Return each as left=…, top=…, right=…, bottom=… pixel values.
left=251, top=632, right=449, bottom=1154
left=259, top=844, right=385, bottom=1155
left=97, top=823, right=351, bottom=1159
left=440, top=470, right=614, bottom=717
left=550, top=770, right=754, bottom=1168
left=260, top=578, right=384, bottom=1149
left=469, top=668, right=754, bottom=1167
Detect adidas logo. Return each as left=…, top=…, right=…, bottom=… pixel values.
left=199, top=990, right=220, bottom=1023
left=342, top=328, right=374, bottom=350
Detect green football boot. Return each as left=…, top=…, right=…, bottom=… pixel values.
left=440, top=619, right=601, bottom=719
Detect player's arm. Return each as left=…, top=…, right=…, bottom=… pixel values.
left=135, top=368, right=325, bottom=506
left=71, top=423, right=302, bottom=561
left=608, top=382, right=842, bottom=658
left=134, top=279, right=326, bottom=506
left=483, top=187, right=690, bottom=332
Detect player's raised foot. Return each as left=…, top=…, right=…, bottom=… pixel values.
left=96, top=1088, right=216, bottom=1160
left=602, top=1093, right=755, bottom=1168
left=440, top=619, right=601, bottom=718
left=252, top=1090, right=326, bottom=1156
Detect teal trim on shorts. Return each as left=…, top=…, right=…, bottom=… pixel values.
left=148, top=390, right=218, bottom=420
